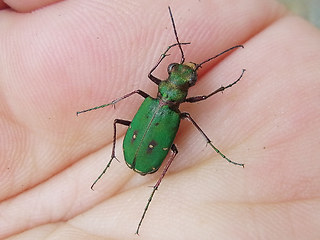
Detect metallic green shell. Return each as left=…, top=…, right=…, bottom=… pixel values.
left=123, top=97, right=180, bottom=175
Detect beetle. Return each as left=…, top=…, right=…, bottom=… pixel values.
left=77, top=6, right=245, bottom=234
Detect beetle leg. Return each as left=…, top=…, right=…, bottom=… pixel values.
left=185, top=69, right=246, bottom=103
left=91, top=119, right=131, bottom=190
left=77, top=90, right=150, bottom=115
left=136, top=144, right=178, bottom=235
left=148, top=42, right=191, bottom=85
left=181, top=112, right=244, bottom=167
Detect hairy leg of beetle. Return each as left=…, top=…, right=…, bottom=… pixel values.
left=185, top=69, right=246, bottom=103
left=91, top=119, right=131, bottom=190
left=135, top=144, right=178, bottom=235
left=77, top=90, right=150, bottom=115
left=148, top=42, right=190, bottom=85
left=181, top=112, right=244, bottom=167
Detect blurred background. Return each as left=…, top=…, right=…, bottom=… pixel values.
left=277, top=0, right=320, bottom=28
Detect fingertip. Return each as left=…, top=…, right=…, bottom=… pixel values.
left=3, top=0, right=62, bottom=13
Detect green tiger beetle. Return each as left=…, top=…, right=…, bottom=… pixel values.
left=77, top=6, right=245, bottom=235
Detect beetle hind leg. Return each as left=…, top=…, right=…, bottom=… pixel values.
left=135, top=144, right=178, bottom=235
left=91, top=119, right=131, bottom=190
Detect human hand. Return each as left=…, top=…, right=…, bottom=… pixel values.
left=1, top=0, right=319, bottom=239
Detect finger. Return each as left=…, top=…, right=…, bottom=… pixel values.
left=0, top=1, right=8, bottom=10
left=3, top=0, right=62, bottom=12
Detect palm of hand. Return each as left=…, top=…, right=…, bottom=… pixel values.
left=1, top=1, right=319, bottom=239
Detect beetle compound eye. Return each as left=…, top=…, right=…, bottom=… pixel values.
left=188, top=72, right=197, bottom=86
left=167, top=63, right=177, bottom=74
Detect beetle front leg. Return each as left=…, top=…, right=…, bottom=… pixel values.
left=148, top=42, right=191, bottom=85
left=185, top=69, right=246, bottom=103
left=181, top=112, right=244, bottom=167
left=136, top=144, right=178, bottom=235
left=91, top=119, right=131, bottom=190
left=77, top=90, right=150, bottom=115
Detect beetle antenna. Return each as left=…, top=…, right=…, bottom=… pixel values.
left=168, top=6, right=185, bottom=64
left=195, top=45, right=244, bottom=70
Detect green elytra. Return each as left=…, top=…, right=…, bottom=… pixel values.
left=77, top=6, right=245, bottom=235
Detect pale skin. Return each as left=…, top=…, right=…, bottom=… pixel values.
left=1, top=0, right=320, bottom=239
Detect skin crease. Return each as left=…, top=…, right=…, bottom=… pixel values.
left=1, top=0, right=320, bottom=239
